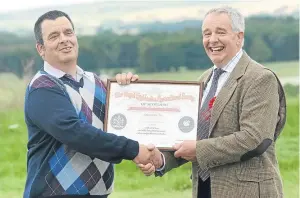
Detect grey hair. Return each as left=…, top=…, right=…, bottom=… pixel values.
left=34, top=10, right=74, bottom=45
left=203, top=6, right=245, bottom=46
left=204, top=6, right=245, bottom=32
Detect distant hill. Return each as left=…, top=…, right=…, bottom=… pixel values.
left=97, top=20, right=204, bottom=35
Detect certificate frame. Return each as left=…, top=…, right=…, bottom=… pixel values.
left=104, top=79, right=204, bottom=151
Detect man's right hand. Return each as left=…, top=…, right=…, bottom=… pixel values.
left=137, top=163, right=156, bottom=176
left=133, top=144, right=155, bottom=165
left=133, top=144, right=163, bottom=167
left=134, top=144, right=164, bottom=176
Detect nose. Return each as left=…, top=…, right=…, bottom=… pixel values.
left=209, top=33, right=218, bottom=43
left=59, top=33, right=68, bottom=43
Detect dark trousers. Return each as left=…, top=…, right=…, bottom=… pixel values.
left=43, top=195, right=108, bottom=198
left=197, top=177, right=211, bottom=198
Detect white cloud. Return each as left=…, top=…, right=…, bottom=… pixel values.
left=0, top=0, right=97, bottom=13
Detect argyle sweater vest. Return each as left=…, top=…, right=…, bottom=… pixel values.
left=24, top=70, right=114, bottom=198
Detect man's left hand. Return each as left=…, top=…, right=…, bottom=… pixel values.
left=115, top=72, right=139, bottom=85
left=173, top=140, right=197, bottom=162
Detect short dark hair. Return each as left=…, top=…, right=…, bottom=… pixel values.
left=34, top=10, right=74, bottom=45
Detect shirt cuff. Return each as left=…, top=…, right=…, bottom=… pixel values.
left=155, top=153, right=166, bottom=171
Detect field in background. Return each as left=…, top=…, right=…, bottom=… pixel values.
left=1, top=60, right=298, bottom=111
left=0, top=60, right=299, bottom=198
left=0, top=73, right=27, bottom=111
left=138, top=60, right=299, bottom=80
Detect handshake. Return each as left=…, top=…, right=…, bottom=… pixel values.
left=132, top=144, right=164, bottom=176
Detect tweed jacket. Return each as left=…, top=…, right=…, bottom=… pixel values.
left=158, top=51, right=287, bottom=198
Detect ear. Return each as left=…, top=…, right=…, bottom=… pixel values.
left=36, top=43, right=45, bottom=59
left=237, top=32, right=244, bottom=46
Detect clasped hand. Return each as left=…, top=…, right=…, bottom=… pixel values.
left=137, top=140, right=197, bottom=177
left=133, top=144, right=163, bottom=176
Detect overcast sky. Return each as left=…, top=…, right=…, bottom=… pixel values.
left=0, top=0, right=98, bottom=13
left=0, top=0, right=298, bottom=13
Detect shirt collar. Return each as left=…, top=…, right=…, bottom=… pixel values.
left=213, top=49, right=243, bottom=73
left=43, top=61, right=85, bottom=79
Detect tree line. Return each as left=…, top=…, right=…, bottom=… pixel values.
left=0, top=15, right=298, bottom=78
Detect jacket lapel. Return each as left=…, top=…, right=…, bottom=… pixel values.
left=208, top=51, right=251, bottom=136
left=199, top=68, right=213, bottom=89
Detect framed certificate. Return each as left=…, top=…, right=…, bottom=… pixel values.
left=104, top=80, right=203, bottom=151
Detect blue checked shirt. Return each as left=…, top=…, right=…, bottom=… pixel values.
left=201, top=49, right=243, bottom=107
left=23, top=62, right=139, bottom=198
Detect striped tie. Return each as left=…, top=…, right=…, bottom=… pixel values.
left=197, top=68, right=225, bottom=181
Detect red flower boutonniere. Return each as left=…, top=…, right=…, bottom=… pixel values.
left=208, top=96, right=216, bottom=109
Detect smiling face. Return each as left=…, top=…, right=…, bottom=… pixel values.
left=202, top=12, right=244, bottom=67
left=36, top=16, right=78, bottom=67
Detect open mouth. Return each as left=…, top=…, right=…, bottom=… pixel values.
left=209, top=46, right=224, bottom=53
left=60, top=47, right=72, bottom=51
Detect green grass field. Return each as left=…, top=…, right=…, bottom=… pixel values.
left=0, top=60, right=299, bottom=198
left=0, top=98, right=298, bottom=198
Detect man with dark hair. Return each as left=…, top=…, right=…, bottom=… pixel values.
left=34, top=10, right=74, bottom=45
left=23, top=10, right=163, bottom=198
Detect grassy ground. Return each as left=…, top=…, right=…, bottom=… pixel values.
left=0, top=60, right=299, bottom=197
left=0, top=73, right=27, bottom=111
left=0, top=98, right=298, bottom=198
left=110, top=189, right=191, bottom=198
